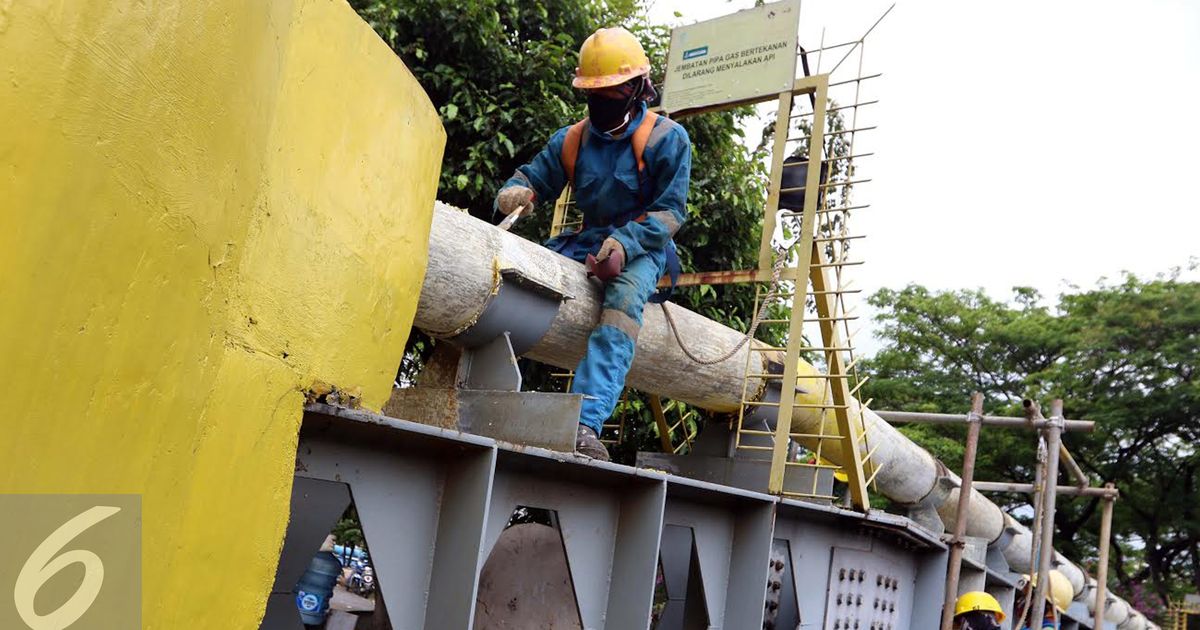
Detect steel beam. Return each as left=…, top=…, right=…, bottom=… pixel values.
left=1093, top=484, right=1115, bottom=630
left=261, top=477, right=352, bottom=630
left=971, top=482, right=1119, bottom=498
left=295, top=406, right=496, bottom=630
left=876, top=409, right=1094, bottom=433
left=285, top=404, right=971, bottom=630
left=1030, top=401, right=1065, bottom=629
left=940, top=393, right=984, bottom=630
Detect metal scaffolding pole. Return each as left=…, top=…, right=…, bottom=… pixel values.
left=1058, top=444, right=1089, bottom=488
left=1016, top=428, right=1048, bottom=626
left=939, top=393, right=984, bottom=630
left=875, top=409, right=1093, bottom=432
left=1030, top=400, right=1065, bottom=628
left=971, top=482, right=1119, bottom=498
left=1094, top=482, right=1116, bottom=630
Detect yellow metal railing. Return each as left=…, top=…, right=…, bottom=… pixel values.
left=549, top=186, right=580, bottom=238
left=726, top=55, right=880, bottom=509
left=649, top=396, right=699, bottom=455
left=1169, top=597, right=1200, bottom=630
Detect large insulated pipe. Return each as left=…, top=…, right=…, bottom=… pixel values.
left=414, top=203, right=1153, bottom=628
left=417, top=204, right=949, bottom=506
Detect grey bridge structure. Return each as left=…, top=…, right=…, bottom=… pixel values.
left=256, top=203, right=1131, bottom=630
left=257, top=403, right=1104, bottom=630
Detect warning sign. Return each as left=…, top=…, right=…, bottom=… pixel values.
left=661, top=0, right=800, bottom=114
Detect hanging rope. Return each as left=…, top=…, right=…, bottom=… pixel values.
left=660, top=241, right=794, bottom=365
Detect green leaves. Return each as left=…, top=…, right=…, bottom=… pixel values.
left=496, top=131, right=515, bottom=157
left=864, top=273, right=1200, bottom=609
left=351, top=0, right=592, bottom=215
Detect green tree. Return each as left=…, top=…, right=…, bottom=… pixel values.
left=863, top=269, right=1200, bottom=615
left=352, top=0, right=616, bottom=214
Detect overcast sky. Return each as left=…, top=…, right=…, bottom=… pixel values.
left=646, top=0, right=1200, bottom=353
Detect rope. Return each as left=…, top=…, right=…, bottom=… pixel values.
left=1016, top=435, right=1051, bottom=628
left=660, top=244, right=793, bottom=365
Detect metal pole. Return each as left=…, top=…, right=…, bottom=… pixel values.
left=1030, top=400, right=1065, bottom=628
left=1093, top=482, right=1115, bottom=630
left=648, top=395, right=675, bottom=453
left=1058, top=444, right=1089, bottom=488
left=939, top=392, right=985, bottom=630
left=875, top=409, right=1094, bottom=432
left=970, top=482, right=1119, bottom=498
left=1015, top=440, right=1044, bottom=628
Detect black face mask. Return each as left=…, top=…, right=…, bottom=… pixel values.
left=587, top=79, right=645, bottom=133
left=587, top=93, right=633, bottom=133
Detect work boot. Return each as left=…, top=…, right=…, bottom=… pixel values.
left=575, top=425, right=611, bottom=462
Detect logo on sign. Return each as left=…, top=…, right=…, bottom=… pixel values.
left=683, top=46, right=708, bottom=60
left=298, top=592, right=321, bottom=612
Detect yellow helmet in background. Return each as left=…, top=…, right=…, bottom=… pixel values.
left=955, top=591, right=1006, bottom=622
left=814, top=456, right=849, bottom=483
left=1023, top=570, right=1074, bottom=612
left=573, top=27, right=650, bottom=89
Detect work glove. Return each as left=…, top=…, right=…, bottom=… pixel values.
left=497, top=185, right=535, bottom=216
left=596, top=237, right=624, bottom=264
left=586, top=237, right=625, bottom=282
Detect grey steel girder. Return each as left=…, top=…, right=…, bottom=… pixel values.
left=268, top=404, right=953, bottom=630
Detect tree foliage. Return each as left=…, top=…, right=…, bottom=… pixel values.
left=864, top=269, right=1200, bottom=614
left=352, top=0, right=615, bottom=211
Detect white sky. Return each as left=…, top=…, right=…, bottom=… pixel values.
left=646, top=0, right=1200, bottom=353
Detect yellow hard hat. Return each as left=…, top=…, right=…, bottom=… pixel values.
left=1023, top=570, right=1073, bottom=612
left=955, top=591, right=1006, bottom=622
left=573, top=27, right=650, bottom=89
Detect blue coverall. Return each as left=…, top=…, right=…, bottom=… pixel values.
left=496, top=102, right=692, bottom=434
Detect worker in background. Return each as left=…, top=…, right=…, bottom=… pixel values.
left=952, top=591, right=1005, bottom=630
left=494, top=27, right=691, bottom=461
left=1016, top=569, right=1073, bottom=629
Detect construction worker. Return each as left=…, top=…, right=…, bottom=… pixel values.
left=953, top=591, right=1006, bottom=630
left=1016, top=570, right=1073, bottom=629
left=494, top=27, right=691, bottom=461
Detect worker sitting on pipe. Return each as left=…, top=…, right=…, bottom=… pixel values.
left=953, top=591, right=1005, bottom=630
left=494, top=27, right=691, bottom=461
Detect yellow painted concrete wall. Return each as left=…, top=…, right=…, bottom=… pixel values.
left=0, top=1, right=445, bottom=627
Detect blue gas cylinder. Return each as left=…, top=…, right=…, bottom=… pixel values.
left=295, top=551, right=341, bottom=625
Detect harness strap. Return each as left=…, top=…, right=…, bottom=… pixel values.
left=647, top=241, right=681, bottom=304
left=562, top=119, right=589, bottom=184
left=561, top=111, right=660, bottom=185
left=631, top=111, right=659, bottom=174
